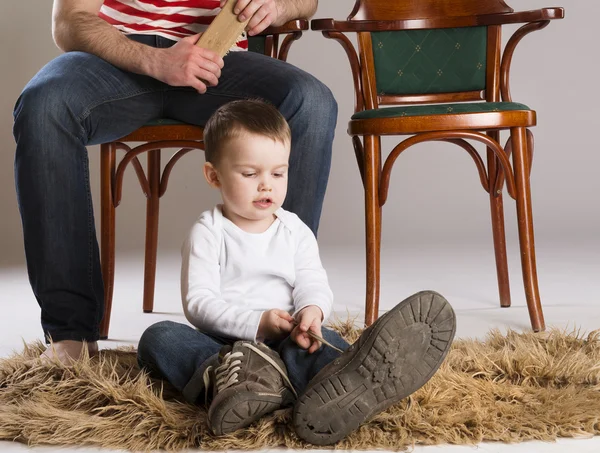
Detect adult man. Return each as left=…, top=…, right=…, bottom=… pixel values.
left=13, top=0, right=337, bottom=363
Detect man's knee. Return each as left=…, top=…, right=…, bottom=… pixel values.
left=15, top=83, right=61, bottom=131
left=13, top=52, right=108, bottom=142
left=280, top=72, right=338, bottom=123
left=14, top=65, right=84, bottom=143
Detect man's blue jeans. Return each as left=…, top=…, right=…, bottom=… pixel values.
left=13, top=35, right=337, bottom=344
left=137, top=320, right=349, bottom=403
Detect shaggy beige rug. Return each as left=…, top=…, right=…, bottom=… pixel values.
left=1, top=324, right=600, bottom=451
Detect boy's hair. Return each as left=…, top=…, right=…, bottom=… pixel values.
left=203, top=99, right=291, bottom=164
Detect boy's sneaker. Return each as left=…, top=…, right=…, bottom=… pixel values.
left=293, top=290, right=456, bottom=445
left=206, top=341, right=297, bottom=435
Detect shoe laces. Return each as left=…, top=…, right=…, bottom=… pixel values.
left=202, top=343, right=298, bottom=402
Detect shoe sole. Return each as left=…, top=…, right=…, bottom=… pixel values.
left=293, top=290, right=456, bottom=445
left=209, top=391, right=285, bottom=435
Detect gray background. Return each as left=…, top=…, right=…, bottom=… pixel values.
left=1, top=0, right=597, bottom=267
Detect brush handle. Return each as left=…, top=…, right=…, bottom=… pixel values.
left=195, top=0, right=250, bottom=57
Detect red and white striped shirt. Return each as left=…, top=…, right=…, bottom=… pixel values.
left=99, top=0, right=248, bottom=50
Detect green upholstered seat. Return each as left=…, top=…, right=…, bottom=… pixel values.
left=144, top=118, right=186, bottom=126
left=352, top=102, right=530, bottom=120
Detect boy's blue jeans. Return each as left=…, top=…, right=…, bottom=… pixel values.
left=137, top=320, right=350, bottom=402
left=13, top=35, right=337, bottom=344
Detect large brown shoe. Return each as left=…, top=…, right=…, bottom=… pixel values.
left=293, top=290, right=456, bottom=445
left=206, top=341, right=297, bottom=435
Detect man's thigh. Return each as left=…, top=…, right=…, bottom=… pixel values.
left=163, top=51, right=319, bottom=125
left=20, top=49, right=167, bottom=145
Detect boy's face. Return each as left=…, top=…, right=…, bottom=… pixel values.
left=204, top=131, right=290, bottom=233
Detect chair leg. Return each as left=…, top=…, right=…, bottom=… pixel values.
left=489, top=192, right=511, bottom=307
left=99, top=143, right=116, bottom=340
left=510, top=127, right=545, bottom=332
left=486, top=136, right=512, bottom=308
left=364, top=135, right=382, bottom=327
left=143, top=149, right=161, bottom=313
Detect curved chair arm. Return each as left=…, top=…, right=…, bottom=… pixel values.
left=318, top=31, right=364, bottom=113
left=311, top=8, right=563, bottom=32
left=260, top=19, right=309, bottom=35
left=500, top=11, right=564, bottom=101
left=257, top=19, right=309, bottom=61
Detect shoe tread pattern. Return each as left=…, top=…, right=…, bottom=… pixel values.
left=293, top=291, right=456, bottom=445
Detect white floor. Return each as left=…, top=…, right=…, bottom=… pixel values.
left=1, top=242, right=599, bottom=453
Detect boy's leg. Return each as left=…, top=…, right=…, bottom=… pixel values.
left=137, top=320, right=225, bottom=404
left=13, top=39, right=167, bottom=360
left=293, top=291, right=456, bottom=445
left=277, top=328, right=350, bottom=394
left=164, top=51, right=338, bottom=235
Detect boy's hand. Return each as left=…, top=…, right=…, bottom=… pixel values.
left=257, top=309, right=294, bottom=341
left=291, top=305, right=323, bottom=354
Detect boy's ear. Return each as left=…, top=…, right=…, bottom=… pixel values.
left=203, top=162, right=220, bottom=188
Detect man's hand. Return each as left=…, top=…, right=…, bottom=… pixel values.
left=257, top=309, right=295, bottom=341
left=221, top=0, right=281, bottom=36
left=152, top=33, right=224, bottom=93
left=291, top=305, right=323, bottom=353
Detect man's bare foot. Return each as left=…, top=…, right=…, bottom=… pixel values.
left=40, top=340, right=99, bottom=365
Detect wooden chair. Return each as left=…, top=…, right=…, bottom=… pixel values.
left=312, top=0, right=564, bottom=331
left=99, top=21, right=308, bottom=339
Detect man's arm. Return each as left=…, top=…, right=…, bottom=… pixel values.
left=52, top=0, right=223, bottom=93
left=275, top=0, right=318, bottom=23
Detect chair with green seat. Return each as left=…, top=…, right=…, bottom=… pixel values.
left=312, top=0, right=564, bottom=331
left=99, top=22, right=307, bottom=339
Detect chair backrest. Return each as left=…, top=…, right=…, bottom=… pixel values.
left=350, top=0, right=514, bottom=109
left=248, top=33, right=293, bottom=60
left=248, top=36, right=267, bottom=54
left=348, top=0, right=511, bottom=20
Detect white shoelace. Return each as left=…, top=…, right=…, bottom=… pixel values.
left=203, top=343, right=298, bottom=402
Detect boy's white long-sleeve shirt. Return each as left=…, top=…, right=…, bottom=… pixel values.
left=181, top=205, right=333, bottom=341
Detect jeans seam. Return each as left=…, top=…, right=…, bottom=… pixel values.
left=82, top=150, right=99, bottom=339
